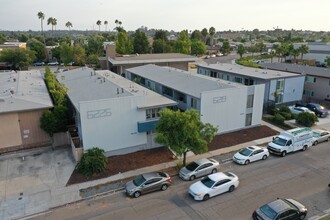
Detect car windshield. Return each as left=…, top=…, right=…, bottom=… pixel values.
left=239, top=148, right=252, bottom=156
left=201, top=176, right=215, bottom=188
left=272, top=137, right=287, bottom=146
left=260, top=204, right=277, bottom=219
left=185, top=161, right=199, bottom=171
left=313, top=132, right=320, bottom=138
left=133, top=175, right=146, bottom=186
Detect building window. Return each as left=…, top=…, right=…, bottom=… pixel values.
left=191, top=97, right=197, bottom=109
left=162, top=86, right=173, bottom=97
left=234, top=77, right=242, bottom=84
left=226, top=75, right=230, bottom=80
left=146, top=108, right=162, bottom=119
left=305, top=76, right=316, bottom=83
left=245, top=113, right=252, bottom=126
left=303, top=90, right=314, bottom=97
left=210, top=71, right=217, bottom=78
left=275, top=80, right=285, bottom=104
left=246, top=95, right=254, bottom=108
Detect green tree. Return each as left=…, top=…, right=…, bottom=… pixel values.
left=37, top=11, right=45, bottom=43
left=73, top=44, right=86, bottom=66
left=104, top=20, right=108, bottom=32
left=221, top=41, right=231, bottom=55
left=255, top=42, right=266, bottom=54
left=116, top=31, right=133, bottom=54
left=237, top=44, right=246, bottom=59
left=87, top=54, right=100, bottom=66
left=27, top=38, right=45, bottom=61
left=298, top=44, right=309, bottom=60
left=290, top=48, right=300, bottom=63
left=65, top=21, right=73, bottom=31
left=0, top=33, right=7, bottom=44
left=296, top=112, right=318, bottom=127
left=40, top=110, right=57, bottom=137
left=325, top=56, right=330, bottom=67
left=191, top=39, right=206, bottom=56
left=0, top=48, right=36, bottom=69
left=201, top=28, right=208, bottom=44
left=155, top=109, right=217, bottom=166
left=209, top=26, right=216, bottom=45
left=133, top=29, right=149, bottom=54
left=86, top=34, right=104, bottom=56
left=174, top=30, right=191, bottom=54
left=96, top=20, right=102, bottom=31
left=59, top=43, right=74, bottom=65
left=47, top=17, right=56, bottom=33
left=77, top=148, right=107, bottom=177
left=190, top=30, right=203, bottom=41
left=18, top=34, right=29, bottom=42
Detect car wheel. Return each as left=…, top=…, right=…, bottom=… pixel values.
left=327, top=137, right=330, bottom=142
left=189, top=175, right=196, bottom=181
left=133, top=191, right=141, bottom=198
left=244, top=160, right=250, bottom=165
left=302, top=145, right=307, bottom=151
left=228, top=185, right=235, bottom=192
left=300, top=214, right=306, bottom=220
left=262, top=155, right=268, bottom=160
left=281, top=151, right=286, bottom=157
left=314, top=141, right=318, bottom=146
left=211, top=168, right=217, bottom=174
left=203, top=194, right=210, bottom=201
left=161, top=184, right=168, bottom=191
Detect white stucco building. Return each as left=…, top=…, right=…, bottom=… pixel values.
left=125, top=64, right=265, bottom=134
left=57, top=68, right=176, bottom=156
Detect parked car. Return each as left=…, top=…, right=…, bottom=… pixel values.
left=33, top=61, right=45, bottom=66
left=233, top=146, right=269, bottom=165
left=125, top=172, right=172, bottom=198
left=216, top=52, right=223, bottom=57
left=312, top=129, right=330, bottom=145
left=306, top=103, right=328, bottom=118
left=253, top=198, right=308, bottom=220
left=48, top=61, right=59, bottom=66
left=289, top=106, right=315, bottom=115
left=179, top=158, right=219, bottom=181
left=188, top=172, right=239, bottom=201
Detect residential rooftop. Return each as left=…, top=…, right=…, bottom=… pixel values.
left=126, top=64, right=242, bottom=99
left=0, top=70, right=53, bottom=114
left=260, top=63, right=330, bottom=79
left=108, top=53, right=197, bottom=65
left=56, top=68, right=176, bottom=111
left=197, top=63, right=300, bottom=80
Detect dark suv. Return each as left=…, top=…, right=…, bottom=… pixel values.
left=306, top=103, right=328, bottom=117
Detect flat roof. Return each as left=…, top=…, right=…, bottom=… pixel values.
left=56, top=68, right=176, bottom=111
left=126, top=64, right=241, bottom=99
left=108, top=53, right=197, bottom=65
left=197, top=63, right=301, bottom=80
left=260, top=63, right=330, bottom=79
left=0, top=70, right=53, bottom=114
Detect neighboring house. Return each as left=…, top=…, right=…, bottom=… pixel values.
left=100, top=43, right=197, bottom=75
left=292, top=42, right=330, bottom=65
left=260, top=62, right=330, bottom=105
left=45, top=45, right=57, bottom=62
left=0, top=70, right=53, bottom=153
left=0, top=42, right=27, bottom=52
left=196, top=63, right=305, bottom=112
left=125, top=64, right=265, bottom=134
left=56, top=68, right=176, bottom=156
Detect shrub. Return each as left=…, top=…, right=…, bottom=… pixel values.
left=296, top=112, right=319, bottom=127
left=279, top=112, right=292, bottom=120
left=279, top=105, right=291, bottom=113
left=272, top=113, right=285, bottom=125
left=77, top=147, right=107, bottom=177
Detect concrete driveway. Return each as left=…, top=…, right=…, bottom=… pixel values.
left=0, top=146, right=76, bottom=220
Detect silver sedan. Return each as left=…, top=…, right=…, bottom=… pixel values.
left=312, top=129, right=330, bottom=145
left=179, top=158, right=220, bottom=181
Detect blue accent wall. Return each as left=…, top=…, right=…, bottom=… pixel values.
left=137, top=119, right=159, bottom=132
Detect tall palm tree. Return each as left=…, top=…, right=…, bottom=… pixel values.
left=115, top=19, right=119, bottom=27
left=66, top=21, right=73, bottom=31
left=37, top=11, right=45, bottom=35
left=209, top=27, right=215, bottom=46
left=47, top=17, right=54, bottom=32
left=104, top=20, right=108, bottom=32
left=96, top=20, right=102, bottom=31
left=118, top=21, right=122, bottom=27
left=299, top=44, right=309, bottom=60
left=290, top=48, right=300, bottom=63
left=52, top=18, right=57, bottom=31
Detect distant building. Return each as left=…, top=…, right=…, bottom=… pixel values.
left=0, top=70, right=53, bottom=153
left=0, top=42, right=27, bottom=52
left=197, top=63, right=305, bottom=112
left=57, top=68, right=176, bottom=156
left=260, top=62, right=330, bottom=105
left=126, top=64, right=265, bottom=134
left=292, top=42, right=330, bottom=65
left=100, top=43, right=197, bottom=75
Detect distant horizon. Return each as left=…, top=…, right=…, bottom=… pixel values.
left=0, top=0, right=329, bottom=32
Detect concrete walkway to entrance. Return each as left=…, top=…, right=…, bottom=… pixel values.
left=0, top=119, right=328, bottom=220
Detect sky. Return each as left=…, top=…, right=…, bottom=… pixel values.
left=0, top=0, right=329, bottom=32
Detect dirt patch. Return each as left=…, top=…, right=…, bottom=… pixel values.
left=67, top=125, right=279, bottom=186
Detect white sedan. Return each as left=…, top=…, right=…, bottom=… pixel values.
left=289, top=106, right=315, bottom=115
left=312, top=129, right=330, bottom=145
left=233, top=146, right=269, bottom=165
left=188, top=172, right=239, bottom=201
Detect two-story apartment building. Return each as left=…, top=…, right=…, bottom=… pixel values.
left=197, top=63, right=305, bottom=111
left=125, top=64, right=265, bottom=134
left=56, top=68, right=176, bottom=156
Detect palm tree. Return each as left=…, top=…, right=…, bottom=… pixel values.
left=96, top=20, right=102, bottom=31
left=115, top=19, right=119, bottom=27
left=52, top=18, right=57, bottom=31
left=47, top=17, right=54, bottom=32
left=299, top=44, right=309, bottom=60
left=66, top=21, right=73, bottom=31
left=290, top=48, right=300, bottom=63
left=104, top=20, right=108, bottom=32
left=201, top=28, right=208, bottom=44
left=37, top=11, right=45, bottom=36
left=118, top=21, right=122, bottom=27
left=209, top=27, right=215, bottom=46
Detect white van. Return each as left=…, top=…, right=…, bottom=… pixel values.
left=267, top=127, right=313, bottom=157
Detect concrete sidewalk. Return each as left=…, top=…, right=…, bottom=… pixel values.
left=0, top=121, right=283, bottom=220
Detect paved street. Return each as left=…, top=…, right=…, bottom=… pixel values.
left=30, top=141, right=330, bottom=220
